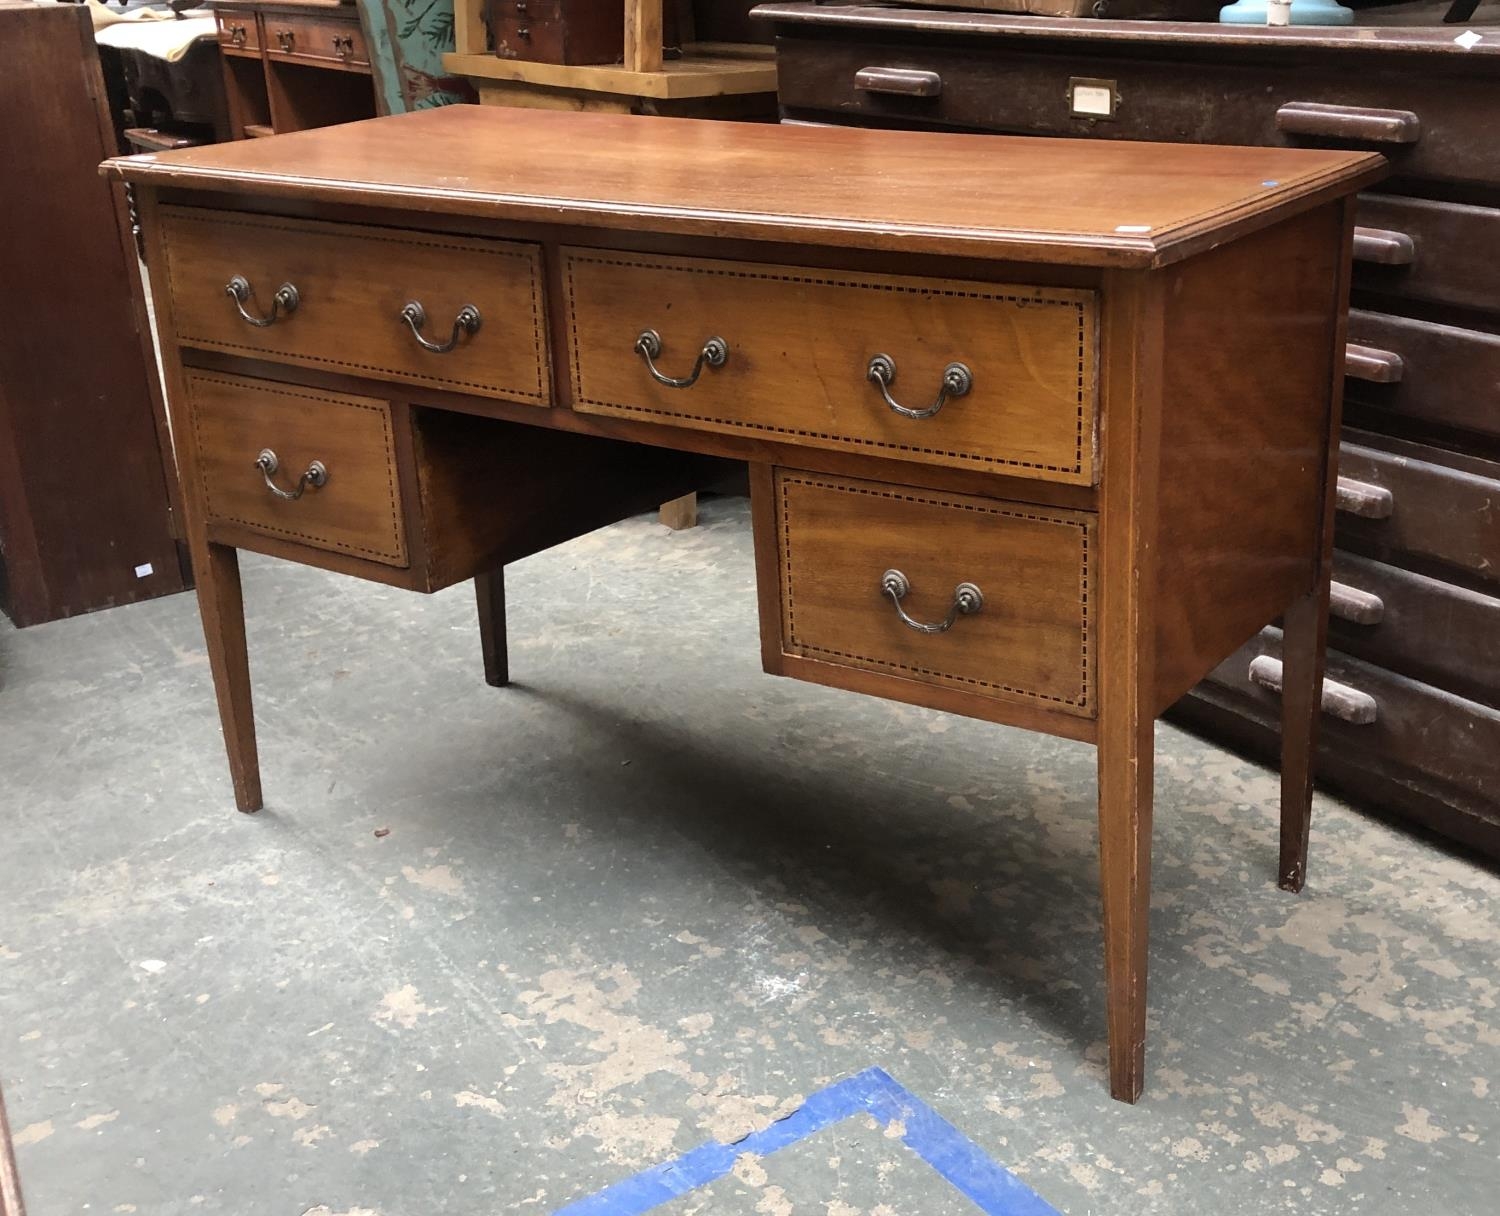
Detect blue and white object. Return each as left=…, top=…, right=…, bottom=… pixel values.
left=1220, top=0, right=1354, bottom=23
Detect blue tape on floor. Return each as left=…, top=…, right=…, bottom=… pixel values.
left=552, top=1067, right=1060, bottom=1216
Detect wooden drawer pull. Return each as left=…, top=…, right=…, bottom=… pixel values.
left=1335, top=476, right=1394, bottom=519
left=1352, top=226, right=1416, bottom=266
left=1248, top=655, right=1378, bottom=725
left=400, top=301, right=482, bottom=354
left=867, top=354, right=972, bottom=420
left=1344, top=343, right=1404, bottom=383
left=880, top=568, right=984, bottom=634
left=634, top=329, right=728, bottom=388
left=254, top=448, right=327, bottom=501
left=1329, top=581, right=1385, bottom=625
left=854, top=67, right=943, bottom=98
left=225, top=275, right=298, bottom=327
left=1275, top=102, right=1421, bottom=145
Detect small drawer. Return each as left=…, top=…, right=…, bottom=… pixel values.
left=1328, top=550, right=1500, bottom=710
left=1354, top=194, right=1500, bottom=316
left=264, top=13, right=369, bottom=68
left=1344, top=309, right=1500, bottom=443
left=1337, top=434, right=1500, bottom=590
left=187, top=372, right=407, bottom=566
left=564, top=249, right=1099, bottom=485
left=160, top=207, right=549, bottom=405
left=764, top=470, right=1095, bottom=717
left=215, top=13, right=259, bottom=54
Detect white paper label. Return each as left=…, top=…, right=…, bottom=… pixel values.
left=1455, top=30, right=1483, bottom=50
left=134, top=563, right=154, bottom=578
left=1071, top=84, right=1114, bottom=118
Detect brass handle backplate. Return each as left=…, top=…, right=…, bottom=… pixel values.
left=634, top=329, right=728, bottom=389
left=228, top=24, right=247, bottom=47
left=400, top=301, right=482, bottom=353
left=255, top=449, right=327, bottom=501
left=867, top=354, right=972, bottom=419
left=333, top=34, right=355, bottom=58
left=275, top=29, right=295, bottom=52
left=226, top=275, right=298, bottom=327
left=880, top=569, right=983, bottom=634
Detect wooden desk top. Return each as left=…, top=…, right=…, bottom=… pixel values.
left=105, top=106, right=1383, bottom=268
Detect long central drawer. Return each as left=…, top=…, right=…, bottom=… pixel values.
left=160, top=207, right=549, bottom=404
left=563, top=249, right=1099, bottom=484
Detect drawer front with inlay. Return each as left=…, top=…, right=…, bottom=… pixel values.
left=161, top=207, right=548, bottom=404
left=564, top=249, right=1099, bottom=484
left=769, top=470, right=1095, bottom=715
left=187, top=372, right=407, bottom=566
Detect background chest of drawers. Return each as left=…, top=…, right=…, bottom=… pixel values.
left=211, top=0, right=376, bottom=139
left=757, top=1, right=1500, bottom=861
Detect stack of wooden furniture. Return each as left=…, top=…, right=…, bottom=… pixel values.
left=210, top=0, right=376, bottom=138
left=0, top=0, right=187, bottom=628
left=755, top=1, right=1500, bottom=860
left=443, top=0, right=778, bottom=115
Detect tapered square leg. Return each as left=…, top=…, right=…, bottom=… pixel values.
left=197, top=542, right=261, bottom=813
left=475, top=567, right=509, bottom=688
left=1277, top=589, right=1329, bottom=893
left=1097, top=706, right=1154, bottom=1104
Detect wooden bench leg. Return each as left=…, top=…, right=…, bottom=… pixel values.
left=658, top=492, right=697, bottom=531
left=1277, top=588, right=1329, bottom=893
left=198, top=542, right=261, bottom=813
left=475, top=567, right=509, bottom=688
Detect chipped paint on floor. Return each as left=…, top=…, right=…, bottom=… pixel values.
left=0, top=497, right=1496, bottom=1215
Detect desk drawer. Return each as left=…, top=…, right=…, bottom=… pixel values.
left=564, top=249, right=1098, bottom=485
left=1354, top=195, right=1500, bottom=316
left=263, top=11, right=369, bottom=68
left=161, top=207, right=548, bottom=405
left=1344, top=309, right=1500, bottom=443
left=215, top=12, right=260, bottom=54
left=776, top=39, right=1496, bottom=187
left=765, top=470, right=1095, bottom=716
left=187, top=371, right=407, bottom=566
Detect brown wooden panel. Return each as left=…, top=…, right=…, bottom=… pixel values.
left=161, top=207, right=549, bottom=404
left=1329, top=549, right=1500, bottom=710
left=187, top=371, right=407, bottom=566
left=768, top=469, right=1095, bottom=716
left=1344, top=309, right=1500, bottom=442
left=486, top=0, right=625, bottom=65
left=564, top=248, right=1099, bottom=483
left=1152, top=207, right=1342, bottom=710
left=0, top=3, right=185, bottom=627
left=772, top=35, right=1490, bottom=186
left=1354, top=194, right=1500, bottom=315
left=1337, top=436, right=1500, bottom=588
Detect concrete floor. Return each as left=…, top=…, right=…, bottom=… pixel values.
left=1, top=496, right=1496, bottom=1216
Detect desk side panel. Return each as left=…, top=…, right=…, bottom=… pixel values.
left=1151, top=203, right=1348, bottom=713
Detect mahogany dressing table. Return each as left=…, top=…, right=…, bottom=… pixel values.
left=104, top=108, right=1383, bottom=1101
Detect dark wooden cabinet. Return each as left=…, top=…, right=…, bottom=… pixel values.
left=758, top=2, right=1500, bottom=860
left=0, top=1, right=186, bottom=627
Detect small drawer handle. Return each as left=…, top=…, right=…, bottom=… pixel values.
left=880, top=568, right=984, bottom=635
left=1329, top=581, right=1385, bottom=626
left=854, top=67, right=943, bottom=98
left=254, top=448, right=327, bottom=501
left=400, top=301, right=482, bottom=354
left=275, top=29, right=295, bottom=52
left=228, top=23, right=247, bottom=47
left=1344, top=343, right=1404, bottom=384
left=1275, top=101, right=1421, bottom=145
left=1247, top=655, right=1378, bottom=725
left=634, top=329, right=728, bottom=389
left=333, top=35, right=354, bottom=59
left=1335, top=476, right=1394, bottom=520
left=225, top=275, right=299, bottom=327
left=867, top=354, right=972, bottom=420
left=1352, top=226, right=1416, bottom=266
